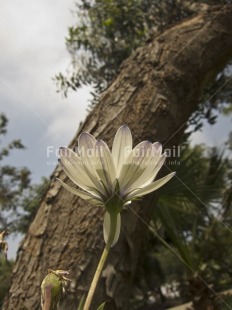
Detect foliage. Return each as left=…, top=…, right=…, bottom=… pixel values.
left=16, top=177, right=49, bottom=234
left=186, top=67, right=232, bottom=136
left=132, top=144, right=232, bottom=309
left=0, top=113, right=31, bottom=230
left=0, top=113, right=49, bottom=233
left=0, top=114, right=49, bottom=306
left=55, top=0, right=232, bottom=140
left=222, top=294, right=232, bottom=310
left=55, top=0, right=228, bottom=97
left=55, top=0, right=193, bottom=97
left=0, top=258, right=14, bottom=308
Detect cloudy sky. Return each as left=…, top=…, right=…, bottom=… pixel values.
left=0, top=1, right=231, bottom=258
left=0, top=0, right=91, bottom=183
left=0, top=0, right=92, bottom=258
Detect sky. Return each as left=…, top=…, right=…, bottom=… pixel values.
left=0, top=0, right=92, bottom=258
left=0, top=1, right=231, bottom=259
left=0, top=0, right=91, bottom=183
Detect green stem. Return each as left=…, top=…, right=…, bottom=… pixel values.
left=83, top=212, right=118, bottom=310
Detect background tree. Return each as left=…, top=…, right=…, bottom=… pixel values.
left=3, top=3, right=232, bottom=310
left=131, top=145, right=232, bottom=309
left=0, top=258, right=14, bottom=309
left=0, top=113, right=30, bottom=230
left=55, top=0, right=232, bottom=133
left=0, top=114, right=48, bottom=306
left=54, top=0, right=232, bottom=148
left=0, top=113, right=49, bottom=233
left=16, top=177, right=50, bottom=234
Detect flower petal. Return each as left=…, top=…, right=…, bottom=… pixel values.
left=103, top=212, right=121, bottom=247
left=143, top=153, right=167, bottom=185
left=95, top=140, right=116, bottom=189
left=78, top=132, right=96, bottom=154
left=152, top=142, right=162, bottom=156
left=128, top=153, right=167, bottom=190
left=78, top=133, right=105, bottom=194
left=59, top=147, right=98, bottom=194
left=118, top=141, right=153, bottom=191
left=127, top=172, right=176, bottom=199
left=56, top=178, right=103, bottom=205
left=112, top=125, right=132, bottom=176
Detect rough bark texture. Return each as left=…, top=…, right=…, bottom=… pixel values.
left=3, top=5, right=232, bottom=310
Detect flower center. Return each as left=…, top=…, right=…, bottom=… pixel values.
left=104, top=192, right=124, bottom=214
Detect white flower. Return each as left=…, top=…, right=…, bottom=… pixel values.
left=57, top=125, right=175, bottom=246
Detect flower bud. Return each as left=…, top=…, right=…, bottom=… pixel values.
left=41, top=269, right=70, bottom=310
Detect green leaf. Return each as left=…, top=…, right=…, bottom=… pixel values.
left=96, top=302, right=106, bottom=310
left=77, top=295, right=86, bottom=310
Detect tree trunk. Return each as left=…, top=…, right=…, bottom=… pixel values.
left=3, top=5, right=232, bottom=310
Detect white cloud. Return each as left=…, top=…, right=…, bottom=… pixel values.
left=0, top=0, right=89, bottom=259
left=0, top=0, right=91, bottom=183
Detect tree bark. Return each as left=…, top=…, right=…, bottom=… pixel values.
left=3, top=5, right=232, bottom=310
